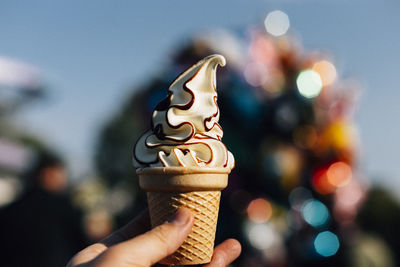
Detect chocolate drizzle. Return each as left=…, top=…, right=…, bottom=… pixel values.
left=203, top=96, right=221, bottom=135
left=154, top=93, right=172, bottom=111
left=151, top=67, right=199, bottom=143
left=133, top=55, right=234, bottom=169
left=153, top=124, right=166, bottom=140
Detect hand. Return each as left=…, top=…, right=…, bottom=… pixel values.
left=67, top=208, right=241, bottom=267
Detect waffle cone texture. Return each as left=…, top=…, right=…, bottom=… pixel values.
left=137, top=167, right=230, bottom=265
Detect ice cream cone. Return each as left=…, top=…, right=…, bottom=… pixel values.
left=137, top=167, right=230, bottom=265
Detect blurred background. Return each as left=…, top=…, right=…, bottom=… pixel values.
left=1, top=1, right=400, bottom=266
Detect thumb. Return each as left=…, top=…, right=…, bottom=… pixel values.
left=97, top=208, right=194, bottom=266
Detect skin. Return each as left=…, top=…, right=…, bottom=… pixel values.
left=67, top=208, right=241, bottom=267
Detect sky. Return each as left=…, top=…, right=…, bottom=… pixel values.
left=0, top=0, right=399, bottom=192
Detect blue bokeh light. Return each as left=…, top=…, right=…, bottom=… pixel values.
left=314, top=231, right=340, bottom=257
left=301, top=199, right=329, bottom=227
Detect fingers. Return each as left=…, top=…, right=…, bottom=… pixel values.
left=68, top=209, right=239, bottom=267
left=203, top=239, right=241, bottom=267
left=96, top=208, right=194, bottom=266
left=101, top=209, right=151, bottom=247
left=67, top=210, right=151, bottom=267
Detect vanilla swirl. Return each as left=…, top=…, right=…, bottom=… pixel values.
left=133, top=54, right=234, bottom=169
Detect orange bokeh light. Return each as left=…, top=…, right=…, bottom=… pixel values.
left=247, top=198, right=272, bottom=223
left=327, top=161, right=352, bottom=187
left=312, top=168, right=336, bottom=194
left=312, top=60, right=337, bottom=87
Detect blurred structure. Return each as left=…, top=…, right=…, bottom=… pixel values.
left=0, top=57, right=90, bottom=267
left=94, top=11, right=397, bottom=267
left=0, top=56, right=44, bottom=115
left=0, top=56, right=46, bottom=206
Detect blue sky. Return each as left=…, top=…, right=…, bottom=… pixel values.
left=1, top=0, right=400, bottom=191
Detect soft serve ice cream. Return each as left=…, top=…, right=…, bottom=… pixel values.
left=133, top=54, right=234, bottom=169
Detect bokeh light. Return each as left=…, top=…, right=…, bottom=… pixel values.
left=0, top=177, right=21, bottom=207
left=313, top=168, right=336, bottom=194
left=247, top=198, right=272, bottom=223
left=314, top=231, right=340, bottom=257
left=249, top=34, right=277, bottom=65
left=248, top=223, right=278, bottom=250
left=312, top=60, right=337, bottom=86
left=296, top=69, right=323, bottom=98
left=334, top=179, right=365, bottom=223
left=84, top=210, right=113, bottom=241
left=264, top=10, right=290, bottom=37
left=273, top=145, right=302, bottom=179
left=327, top=161, right=352, bottom=187
left=244, top=62, right=269, bottom=87
left=301, top=199, right=330, bottom=227
left=318, top=120, right=357, bottom=155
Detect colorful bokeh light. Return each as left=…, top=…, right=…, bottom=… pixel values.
left=312, top=60, right=337, bottom=87
left=313, top=168, right=336, bottom=194
left=327, top=161, right=352, bottom=187
left=264, top=10, right=290, bottom=37
left=313, top=161, right=353, bottom=194
left=296, top=69, right=323, bottom=98
left=248, top=223, right=277, bottom=250
left=244, top=62, right=269, bottom=87
left=314, top=231, right=340, bottom=257
left=247, top=198, right=272, bottom=223
left=301, top=199, right=330, bottom=227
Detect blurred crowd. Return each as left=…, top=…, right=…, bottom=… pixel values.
left=1, top=11, right=400, bottom=267
left=0, top=152, right=87, bottom=266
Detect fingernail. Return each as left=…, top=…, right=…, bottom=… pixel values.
left=168, top=208, right=191, bottom=226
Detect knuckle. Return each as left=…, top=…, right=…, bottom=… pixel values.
left=86, top=243, right=108, bottom=255
left=67, top=243, right=107, bottom=266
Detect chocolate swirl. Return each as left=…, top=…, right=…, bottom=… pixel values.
left=133, top=55, right=234, bottom=169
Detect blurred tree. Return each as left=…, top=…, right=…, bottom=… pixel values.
left=357, top=186, right=400, bottom=265
left=0, top=56, right=47, bottom=176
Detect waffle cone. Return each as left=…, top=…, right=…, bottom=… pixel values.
left=137, top=167, right=230, bottom=265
